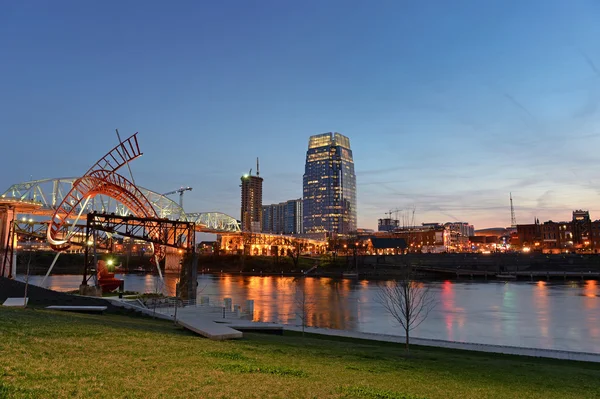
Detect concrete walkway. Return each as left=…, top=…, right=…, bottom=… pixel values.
left=175, top=308, right=242, bottom=340
left=106, top=298, right=283, bottom=340
left=283, top=325, right=600, bottom=363
left=107, top=298, right=242, bottom=340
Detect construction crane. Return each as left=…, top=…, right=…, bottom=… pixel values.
left=384, top=208, right=402, bottom=221
left=163, top=187, right=193, bottom=210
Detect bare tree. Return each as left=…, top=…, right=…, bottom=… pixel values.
left=240, top=232, right=253, bottom=271
left=288, top=239, right=305, bottom=269
left=294, top=276, right=314, bottom=337
left=376, top=269, right=435, bottom=354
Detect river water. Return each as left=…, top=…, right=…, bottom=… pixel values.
left=18, top=273, right=600, bottom=354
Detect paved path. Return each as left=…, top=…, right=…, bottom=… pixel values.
left=283, top=325, right=600, bottom=363
left=176, top=308, right=242, bottom=340
left=106, top=299, right=282, bottom=340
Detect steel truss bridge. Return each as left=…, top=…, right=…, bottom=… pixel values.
left=2, top=177, right=240, bottom=234
left=1, top=132, right=239, bottom=288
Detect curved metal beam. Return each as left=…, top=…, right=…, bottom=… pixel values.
left=47, top=172, right=159, bottom=249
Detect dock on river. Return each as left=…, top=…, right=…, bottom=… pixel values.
left=412, top=266, right=600, bottom=280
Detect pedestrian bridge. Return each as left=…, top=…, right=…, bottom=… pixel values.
left=1, top=177, right=240, bottom=234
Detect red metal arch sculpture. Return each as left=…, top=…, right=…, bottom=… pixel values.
left=46, top=133, right=163, bottom=258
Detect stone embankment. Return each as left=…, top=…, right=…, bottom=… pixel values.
left=362, top=253, right=600, bottom=272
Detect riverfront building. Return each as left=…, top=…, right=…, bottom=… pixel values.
left=240, top=166, right=263, bottom=232
left=303, top=132, right=357, bottom=236
left=445, top=222, right=475, bottom=251
left=515, top=210, right=599, bottom=253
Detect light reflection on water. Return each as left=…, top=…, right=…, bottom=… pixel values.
left=19, top=274, right=600, bottom=354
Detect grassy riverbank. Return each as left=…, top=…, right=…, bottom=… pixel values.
left=1, top=308, right=599, bottom=399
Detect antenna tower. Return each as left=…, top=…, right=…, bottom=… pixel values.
left=510, top=193, right=517, bottom=228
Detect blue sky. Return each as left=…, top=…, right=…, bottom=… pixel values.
left=1, top=0, right=599, bottom=230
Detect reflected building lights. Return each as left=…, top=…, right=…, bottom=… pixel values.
left=439, top=280, right=466, bottom=342
left=584, top=280, right=597, bottom=300
left=583, top=280, right=599, bottom=339
left=534, top=280, right=550, bottom=341
left=501, top=284, right=517, bottom=337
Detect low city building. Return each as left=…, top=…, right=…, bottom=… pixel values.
left=514, top=210, right=599, bottom=254
left=365, top=223, right=448, bottom=253
left=370, top=237, right=407, bottom=255
left=198, top=241, right=216, bottom=254
left=445, top=222, right=474, bottom=252
left=218, top=232, right=326, bottom=256
left=377, top=218, right=399, bottom=232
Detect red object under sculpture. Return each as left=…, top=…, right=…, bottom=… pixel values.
left=96, top=260, right=122, bottom=292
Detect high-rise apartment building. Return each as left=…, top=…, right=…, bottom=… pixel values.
left=262, top=199, right=303, bottom=235
left=240, top=160, right=263, bottom=232
left=262, top=202, right=285, bottom=233
left=303, top=132, right=356, bottom=236
left=285, top=199, right=303, bottom=234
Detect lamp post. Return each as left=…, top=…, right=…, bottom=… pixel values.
left=344, top=244, right=348, bottom=265
left=354, top=241, right=359, bottom=276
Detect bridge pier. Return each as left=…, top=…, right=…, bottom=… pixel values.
left=1, top=200, right=42, bottom=279
left=0, top=206, right=17, bottom=278
left=164, top=249, right=183, bottom=274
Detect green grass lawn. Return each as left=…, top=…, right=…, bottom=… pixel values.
left=1, top=307, right=599, bottom=399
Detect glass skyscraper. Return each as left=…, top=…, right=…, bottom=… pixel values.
left=303, top=132, right=356, bottom=236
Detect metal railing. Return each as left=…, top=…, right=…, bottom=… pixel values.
left=135, top=296, right=254, bottom=321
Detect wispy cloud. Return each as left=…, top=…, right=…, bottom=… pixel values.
left=502, top=92, right=539, bottom=130
left=579, top=49, right=600, bottom=77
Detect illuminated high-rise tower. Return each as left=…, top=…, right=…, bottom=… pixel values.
left=240, top=158, right=263, bottom=232
left=303, top=132, right=356, bottom=236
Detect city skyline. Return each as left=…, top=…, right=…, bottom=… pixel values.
left=1, top=1, right=600, bottom=230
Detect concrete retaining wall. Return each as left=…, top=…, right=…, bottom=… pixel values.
left=284, top=325, right=600, bottom=363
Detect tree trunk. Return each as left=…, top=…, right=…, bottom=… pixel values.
left=405, top=327, right=410, bottom=354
